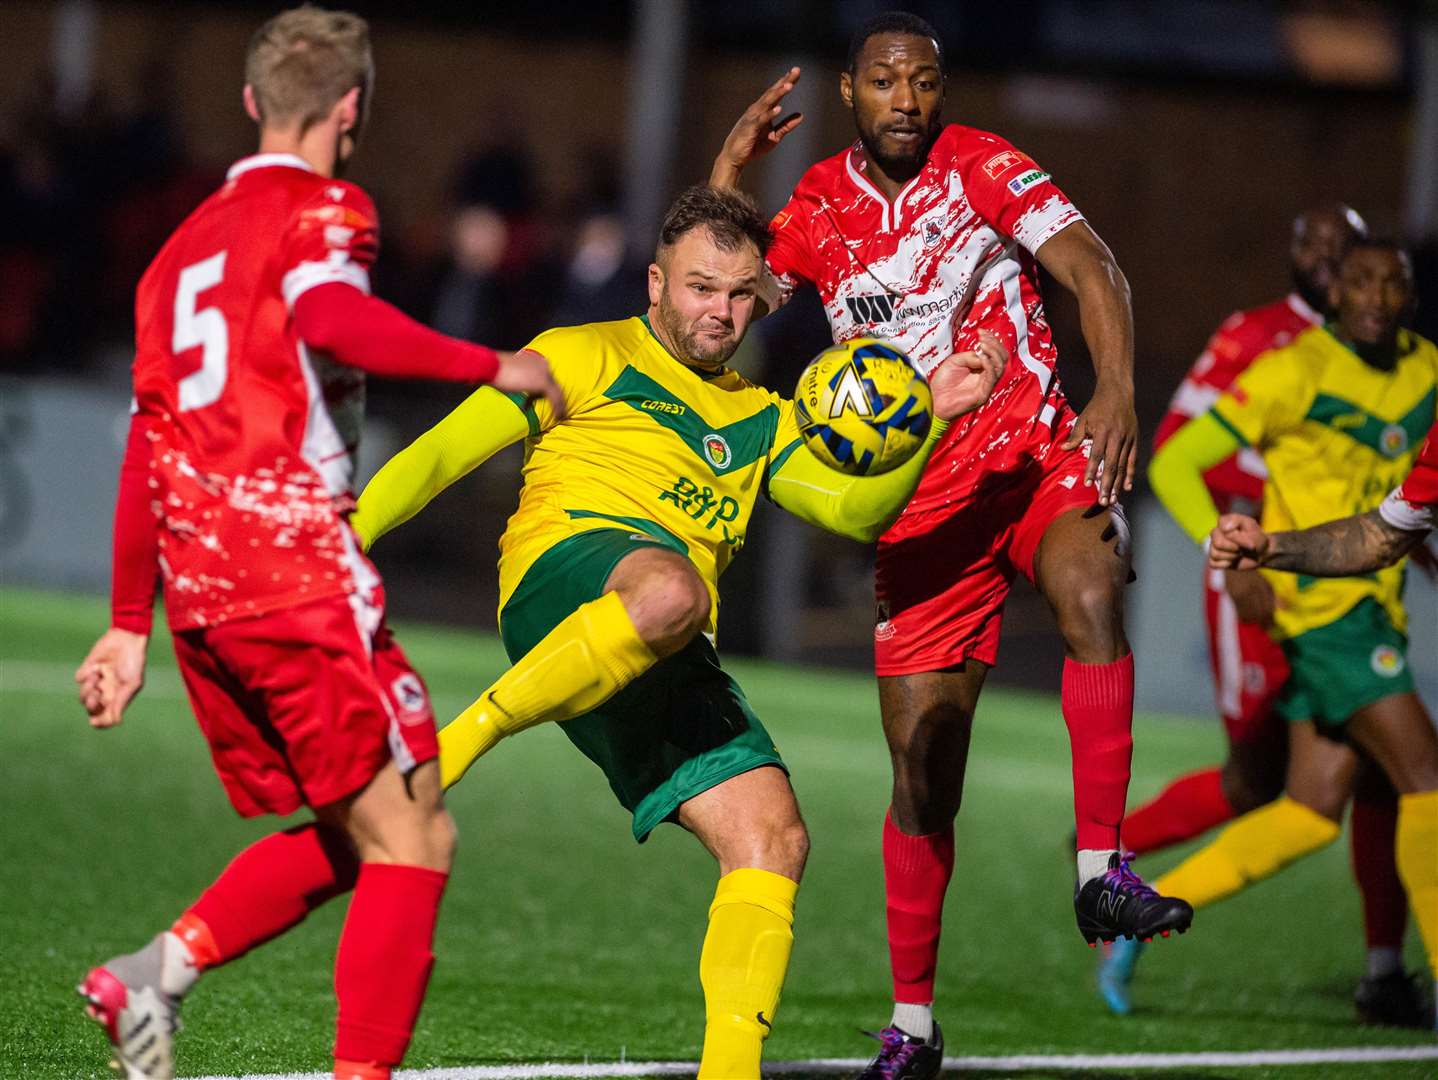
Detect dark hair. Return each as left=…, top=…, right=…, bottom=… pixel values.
left=846, top=11, right=945, bottom=75
left=1341, top=235, right=1412, bottom=274
left=657, top=185, right=771, bottom=258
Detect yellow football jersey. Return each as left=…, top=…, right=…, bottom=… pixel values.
left=497, top=316, right=802, bottom=629
left=1211, top=325, right=1438, bottom=639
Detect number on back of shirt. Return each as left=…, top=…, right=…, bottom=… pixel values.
left=174, top=251, right=229, bottom=412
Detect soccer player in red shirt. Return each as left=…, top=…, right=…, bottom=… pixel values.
left=71, top=9, right=559, bottom=1080
left=1110, top=206, right=1419, bottom=1025
left=711, top=12, right=1189, bottom=1068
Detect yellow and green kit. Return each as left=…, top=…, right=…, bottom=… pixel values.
left=354, top=314, right=940, bottom=837
left=1150, top=324, right=1438, bottom=726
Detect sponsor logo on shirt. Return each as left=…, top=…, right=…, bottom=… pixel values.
left=1371, top=644, right=1405, bottom=678
left=983, top=150, right=1025, bottom=179
left=703, top=433, right=733, bottom=469
left=1007, top=169, right=1050, bottom=196
left=642, top=399, right=687, bottom=416
left=846, top=293, right=897, bottom=323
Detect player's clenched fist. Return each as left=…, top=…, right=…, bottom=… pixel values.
left=1208, top=513, right=1271, bottom=571
left=75, top=628, right=148, bottom=728
left=929, top=328, right=1008, bottom=420
left=492, top=348, right=566, bottom=419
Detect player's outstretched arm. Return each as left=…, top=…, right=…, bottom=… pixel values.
left=78, top=410, right=159, bottom=728
left=1212, top=510, right=1426, bottom=577
left=1037, top=223, right=1136, bottom=507
left=767, top=419, right=948, bottom=543
left=1146, top=412, right=1244, bottom=545
left=292, top=283, right=564, bottom=416
left=769, top=336, right=1005, bottom=541
left=710, top=67, right=803, bottom=188
left=351, top=388, right=532, bottom=550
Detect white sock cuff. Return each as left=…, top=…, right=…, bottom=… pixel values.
left=890, top=1000, right=934, bottom=1041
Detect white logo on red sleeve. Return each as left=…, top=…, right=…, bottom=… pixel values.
left=982, top=151, right=1024, bottom=179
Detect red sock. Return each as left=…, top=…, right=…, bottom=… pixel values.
left=883, top=810, right=955, bottom=1004
left=1062, top=653, right=1134, bottom=852
left=183, top=823, right=359, bottom=967
left=1351, top=794, right=1407, bottom=950
left=1119, top=767, right=1235, bottom=855
left=334, top=863, right=448, bottom=1067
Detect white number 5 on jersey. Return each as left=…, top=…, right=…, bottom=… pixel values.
left=174, top=251, right=229, bottom=412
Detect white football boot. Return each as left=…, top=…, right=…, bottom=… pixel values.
left=78, top=934, right=188, bottom=1079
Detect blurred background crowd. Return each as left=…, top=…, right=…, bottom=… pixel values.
left=2, top=0, right=1436, bottom=701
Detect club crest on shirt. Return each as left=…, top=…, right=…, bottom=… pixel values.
left=390, top=673, right=429, bottom=716
left=703, top=433, right=732, bottom=469
left=1380, top=424, right=1409, bottom=457
left=924, top=219, right=943, bottom=248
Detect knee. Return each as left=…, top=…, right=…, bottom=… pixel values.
left=423, top=808, right=458, bottom=872
left=733, top=818, right=810, bottom=880
left=1051, top=576, right=1125, bottom=660
left=631, top=562, right=711, bottom=652
left=764, top=818, right=810, bottom=880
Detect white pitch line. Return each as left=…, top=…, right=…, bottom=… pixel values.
left=188, top=1044, right=1438, bottom=1079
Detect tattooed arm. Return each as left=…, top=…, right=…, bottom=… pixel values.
left=1209, top=510, right=1428, bottom=577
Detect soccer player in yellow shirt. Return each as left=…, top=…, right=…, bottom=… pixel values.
left=1103, top=238, right=1438, bottom=1025
left=352, top=185, right=1007, bottom=1075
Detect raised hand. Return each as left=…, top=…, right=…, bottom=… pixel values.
left=75, top=628, right=149, bottom=729
left=493, top=348, right=565, bottom=420
left=1208, top=513, right=1271, bottom=571
left=929, top=329, right=1008, bottom=420
left=710, top=67, right=803, bottom=188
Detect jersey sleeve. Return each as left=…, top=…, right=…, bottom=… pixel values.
left=1380, top=424, right=1438, bottom=532
left=767, top=418, right=949, bottom=542
left=759, top=198, right=815, bottom=313
left=958, top=134, right=1084, bottom=257
left=1208, top=348, right=1311, bottom=450
left=514, top=324, right=607, bottom=433
left=278, top=181, right=379, bottom=310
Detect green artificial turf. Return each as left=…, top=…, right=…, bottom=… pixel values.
left=0, top=586, right=1431, bottom=1079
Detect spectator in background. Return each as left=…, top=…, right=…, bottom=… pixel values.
left=549, top=205, right=649, bottom=326
left=431, top=203, right=509, bottom=346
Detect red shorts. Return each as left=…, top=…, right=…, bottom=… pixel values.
left=874, top=433, right=1109, bottom=675
left=171, top=590, right=437, bottom=818
left=1202, top=566, right=1289, bottom=743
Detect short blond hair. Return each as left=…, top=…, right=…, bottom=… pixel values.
left=244, top=5, right=372, bottom=131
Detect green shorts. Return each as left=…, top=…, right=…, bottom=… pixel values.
left=498, top=527, right=786, bottom=842
left=1274, top=597, right=1415, bottom=730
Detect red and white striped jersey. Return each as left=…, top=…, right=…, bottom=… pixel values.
left=130, top=153, right=380, bottom=629
left=1153, top=294, right=1322, bottom=513
left=1380, top=422, right=1438, bottom=533
left=765, top=124, right=1085, bottom=510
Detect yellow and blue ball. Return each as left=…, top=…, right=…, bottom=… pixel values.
left=793, top=337, right=933, bottom=476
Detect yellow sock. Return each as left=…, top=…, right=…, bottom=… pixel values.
left=1155, top=796, right=1340, bottom=909
left=437, top=591, right=656, bottom=787
left=697, top=868, right=798, bottom=1080
left=1397, top=791, right=1438, bottom=981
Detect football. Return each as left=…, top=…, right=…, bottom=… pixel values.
left=793, top=337, right=934, bottom=476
